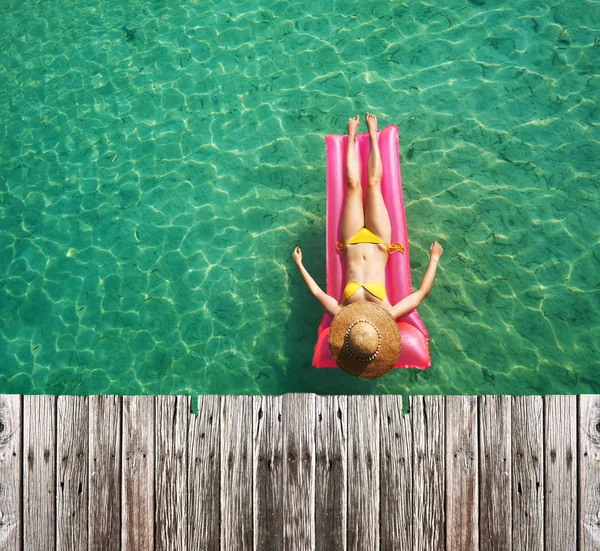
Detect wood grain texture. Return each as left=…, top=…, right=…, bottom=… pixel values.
left=446, top=395, right=478, bottom=551
left=315, top=395, right=347, bottom=551
left=479, top=395, right=512, bottom=551
left=189, top=395, right=220, bottom=551
left=254, top=395, right=284, bottom=551
left=221, top=395, right=253, bottom=551
left=89, top=395, right=121, bottom=551
left=347, top=395, right=379, bottom=551
left=0, top=395, right=21, bottom=551
left=579, top=394, right=600, bottom=550
left=512, top=396, right=543, bottom=551
left=122, top=396, right=155, bottom=551
left=6, top=392, right=600, bottom=549
left=379, top=394, right=412, bottom=551
left=544, top=395, right=577, bottom=551
left=283, top=393, right=315, bottom=550
left=155, top=395, right=189, bottom=551
left=411, top=395, right=445, bottom=551
left=23, top=395, right=56, bottom=551
left=56, top=396, right=88, bottom=551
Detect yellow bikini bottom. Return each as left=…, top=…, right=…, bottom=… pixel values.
left=343, top=281, right=387, bottom=303
left=336, top=227, right=405, bottom=255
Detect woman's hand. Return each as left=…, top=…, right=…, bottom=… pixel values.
left=292, top=246, right=303, bottom=266
left=430, top=241, right=443, bottom=260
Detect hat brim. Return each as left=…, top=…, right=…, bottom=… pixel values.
left=328, top=302, right=401, bottom=379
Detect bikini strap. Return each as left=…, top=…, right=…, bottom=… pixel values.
left=338, top=239, right=403, bottom=253
left=387, top=242, right=405, bottom=254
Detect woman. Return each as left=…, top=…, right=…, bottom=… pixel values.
left=291, top=113, right=443, bottom=377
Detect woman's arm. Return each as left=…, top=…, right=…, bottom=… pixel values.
left=390, top=241, right=443, bottom=320
left=292, top=247, right=342, bottom=318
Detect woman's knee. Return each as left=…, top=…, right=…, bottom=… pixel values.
left=347, top=176, right=361, bottom=189
left=367, top=177, right=381, bottom=189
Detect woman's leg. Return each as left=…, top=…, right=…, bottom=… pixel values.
left=364, top=112, right=392, bottom=243
left=339, top=115, right=364, bottom=243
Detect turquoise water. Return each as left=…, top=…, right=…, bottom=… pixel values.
left=0, top=0, right=599, bottom=403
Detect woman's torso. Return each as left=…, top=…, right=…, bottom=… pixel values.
left=342, top=242, right=392, bottom=309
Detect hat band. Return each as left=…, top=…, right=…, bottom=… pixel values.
left=343, top=319, right=381, bottom=362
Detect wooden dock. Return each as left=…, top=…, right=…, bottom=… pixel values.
left=0, top=393, right=599, bottom=550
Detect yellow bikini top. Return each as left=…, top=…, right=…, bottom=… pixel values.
left=343, top=281, right=387, bottom=303
left=336, top=227, right=405, bottom=255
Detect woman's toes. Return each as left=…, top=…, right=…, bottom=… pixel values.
left=365, top=112, right=377, bottom=132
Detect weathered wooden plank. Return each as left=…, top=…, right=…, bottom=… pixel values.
left=188, top=395, right=220, bottom=551
left=254, top=395, right=283, bottom=550
left=283, top=393, right=315, bottom=550
left=315, top=395, right=347, bottom=551
left=23, top=395, right=56, bottom=551
left=579, top=395, right=600, bottom=550
left=379, top=394, right=411, bottom=551
left=347, top=395, right=379, bottom=551
left=0, top=395, right=22, bottom=551
left=512, top=396, right=543, bottom=551
left=221, top=395, right=253, bottom=550
left=479, top=395, right=511, bottom=551
left=155, top=395, right=189, bottom=551
left=446, top=395, right=478, bottom=551
left=544, top=395, right=576, bottom=551
left=11, top=391, right=600, bottom=551
left=411, top=395, right=445, bottom=551
left=89, top=395, right=121, bottom=551
left=56, top=396, right=88, bottom=551
left=122, top=396, right=155, bottom=550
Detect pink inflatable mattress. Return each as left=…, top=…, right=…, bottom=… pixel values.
left=312, top=124, right=431, bottom=369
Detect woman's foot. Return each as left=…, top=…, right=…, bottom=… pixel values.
left=347, top=115, right=360, bottom=137
left=365, top=112, right=378, bottom=138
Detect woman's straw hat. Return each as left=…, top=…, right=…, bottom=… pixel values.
left=328, top=302, right=401, bottom=379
